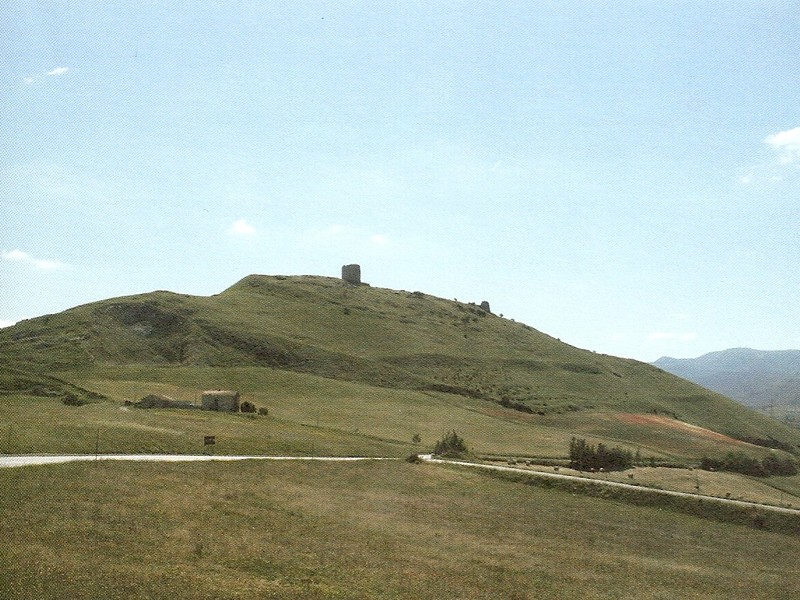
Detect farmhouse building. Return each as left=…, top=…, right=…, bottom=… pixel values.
left=201, top=390, right=241, bottom=412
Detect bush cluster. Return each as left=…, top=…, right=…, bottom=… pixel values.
left=433, top=431, right=468, bottom=458
left=499, top=397, right=534, bottom=413
left=569, top=437, right=633, bottom=472
left=700, top=452, right=798, bottom=477
left=62, top=393, right=86, bottom=406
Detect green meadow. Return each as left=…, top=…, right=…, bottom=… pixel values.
left=2, top=460, right=799, bottom=600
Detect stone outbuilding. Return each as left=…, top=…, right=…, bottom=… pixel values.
left=201, top=390, right=241, bottom=412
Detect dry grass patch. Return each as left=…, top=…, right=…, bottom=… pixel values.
left=2, top=460, right=800, bottom=599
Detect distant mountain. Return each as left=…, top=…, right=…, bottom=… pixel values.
left=653, top=348, right=800, bottom=408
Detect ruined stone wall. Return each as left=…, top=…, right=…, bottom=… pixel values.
left=341, top=264, right=361, bottom=284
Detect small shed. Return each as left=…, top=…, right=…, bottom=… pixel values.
left=201, top=390, right=241, bottom=412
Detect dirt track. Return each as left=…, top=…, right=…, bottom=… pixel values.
left=419, top=454, right=800, bottom=516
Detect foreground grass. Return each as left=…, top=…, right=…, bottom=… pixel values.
left=2, top=461, right=799, bottom=599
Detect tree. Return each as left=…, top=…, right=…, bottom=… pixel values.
left=240, top=401, right=257, bottom=413
left=568, top=437, right=632, bottom=471
left=433, top=431, right=468, bottom=458
left=701, top=451, right=798, bottom=477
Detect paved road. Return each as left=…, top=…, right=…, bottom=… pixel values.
left=0, top=454, right=395, bottom=468
left=3, top=452, right=798, bottom=517
left=419, top=454, right=800, bottom=516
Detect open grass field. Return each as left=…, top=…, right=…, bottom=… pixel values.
left=0, top=393, right=409, bottom=458
left=2, top=459, right=800, bottom=600
left=2, top=367, right=784, bottom=463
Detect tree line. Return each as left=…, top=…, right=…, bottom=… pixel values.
left=568, top=437, right=633, bottom=471
left=700, top=452, right=798, bottom=477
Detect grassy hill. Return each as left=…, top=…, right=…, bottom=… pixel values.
left=2, top=274, right=799, bottom=460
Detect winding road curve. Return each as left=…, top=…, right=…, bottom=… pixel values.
left=419, top=454, right=800, bottom=516
left=2, top=453, right=798, bottom=517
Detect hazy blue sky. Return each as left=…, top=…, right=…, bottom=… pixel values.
left=2, top=1, right=798, bottom=361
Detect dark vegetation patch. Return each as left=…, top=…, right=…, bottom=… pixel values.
left=738, top=436, right=796, bottom=453
left=561, top=363, right=602, bottom=375
left=0, top=365, right=106, bottom=405
left=700, top=452, right=798, bottom=477
left=433, top=430, right=469, bottom=458
left=501, top=358, right=549, bottom=371
left=569, top=437, right=634, bottom=472
left=103, top=301, right=194, bottom=335
left=420, top=383, right=489, bottom=399
left=198, top=323, right=301, bottom=368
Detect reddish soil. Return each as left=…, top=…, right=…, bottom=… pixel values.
left=613, top=413, right=748, bottom=445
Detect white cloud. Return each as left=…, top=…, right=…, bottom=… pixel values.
left=738, top=175, right=752, bottom=185
left=0, top=320, right=16, bottom=328
left=228, top=218, right=257, bottom=236
left=764, top=127, right=800, bottom=165
left=23, top=76, right=35, bottom=85
left=370, top=234, right=390, bottom=246
left=2, top=249, right=68, bottom=271
left=47, top=67, right=69, bottom=76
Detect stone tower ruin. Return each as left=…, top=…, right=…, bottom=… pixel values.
left=341, top=264, right=361, bottom=285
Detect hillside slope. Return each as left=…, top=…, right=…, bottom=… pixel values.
left=2, top=275, right=799, bottom=455
left=654, top=348, right=800, bottom=408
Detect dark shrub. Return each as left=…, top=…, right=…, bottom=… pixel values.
left=257, top=407, right=269, bottom=416
left=62, top=393, right=85, bottom=406
left=762, top=454, right=798, bottom=476
left=240, top=401, right=257, bottom=413
left=433, top=431, right=468, bottom=458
